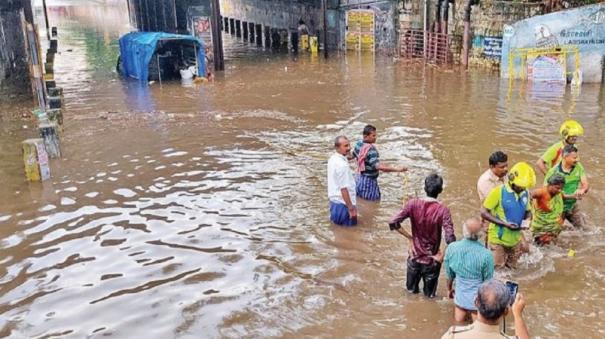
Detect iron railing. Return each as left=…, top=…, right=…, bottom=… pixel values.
left=400, top=29, right=460, bottom=65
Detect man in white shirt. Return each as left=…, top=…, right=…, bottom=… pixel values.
left=477, top=151, right=508, bottom=202
left=328, top=136, right=357, bottom=226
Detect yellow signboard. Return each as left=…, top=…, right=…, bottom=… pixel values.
left=361, top=34, right=375, bottom=51
left=346, top=10, right=375, bottom=52
left=346, top=33, right=360, bottom=50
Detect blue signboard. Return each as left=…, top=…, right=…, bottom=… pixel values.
left=483, top=36, right=503, bottom=59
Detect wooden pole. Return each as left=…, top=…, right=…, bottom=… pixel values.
left=41, top=0, right=50, bottom=40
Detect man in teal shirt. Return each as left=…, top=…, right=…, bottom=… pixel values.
left=445, top=217, right=494, bottom=325
left=545, top=144, right=589, bottom=229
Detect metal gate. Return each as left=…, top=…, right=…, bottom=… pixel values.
left=400, top=29, right=457, bottom=64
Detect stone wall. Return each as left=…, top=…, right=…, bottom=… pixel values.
left=0, top=2, right=32, bottom=98
left=451, top=0, right=543, bottom=67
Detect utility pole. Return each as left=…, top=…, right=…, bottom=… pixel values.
left=211, top=0, right=224, bottom=71
left=42, top=0, right=50, bottom=40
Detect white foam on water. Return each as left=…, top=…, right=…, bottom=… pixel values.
left=164, top=151, right=188, bottom=158
left=113, top=189, right=136, bottom=198
left=39, top=204, right=57, bottom=212
left=60, top=197, right=76, bottom=206
left=64, top=187, right=78, bottom=192
left=85, top=192, right=99, bottom=198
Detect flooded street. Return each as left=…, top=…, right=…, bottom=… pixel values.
left=2, top=2, right=605, bottom=338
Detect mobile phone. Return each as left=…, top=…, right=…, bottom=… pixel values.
left=505, top=281, right=519, bottom=305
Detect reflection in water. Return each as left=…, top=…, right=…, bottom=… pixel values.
left=0, top=2, right=605, bottom=338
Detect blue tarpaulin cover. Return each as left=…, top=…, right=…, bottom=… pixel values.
left=118, top=32, right=206, bottom=81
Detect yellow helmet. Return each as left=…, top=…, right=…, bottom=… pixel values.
left=560, top=120, right=584, bottom=139
left=508, top=162, right=536, bottom=189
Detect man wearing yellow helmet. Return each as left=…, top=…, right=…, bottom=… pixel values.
left=480, top=162, right=535, bottom=269
left=536, top=120, right=584, bottom=175
left=544, top=144, right=589, bottom=229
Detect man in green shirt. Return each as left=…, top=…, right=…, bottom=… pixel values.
left=536, top=119, right=584, bottom=175
left=544, top=144, right=589, bottom=229
left=481, top=162, right=535, bottom=269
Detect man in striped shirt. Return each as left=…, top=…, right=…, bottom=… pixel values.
left=444, top=217, right=495, bottom=325
left=353, top=125, right=407, bottom=201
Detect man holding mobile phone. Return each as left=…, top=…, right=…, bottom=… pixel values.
left=441, top=279, right=530, bottom=339
left=480, top=162, right=535, bottom=269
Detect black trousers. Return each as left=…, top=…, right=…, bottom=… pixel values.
left=406, top=257, right=441, bottom=298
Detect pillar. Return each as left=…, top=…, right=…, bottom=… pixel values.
left=242, top=21, right=248, bottom=39
left=249, top=22, right=255, bottom=42
left=230, top=18, right=235, bottom=35
left=22, top=139, right=51, bottom=182
left=235, top=20, right=241, bottom=37
left=39, top=122, right=61, bottom=159
left=224, top=17, right=228, bottom=32
left=264, top=26, right=271, bottom=48
left=291, top=31, right=299, bottom=52
left=256, top=24, right=263, bottom=46
left=271, top=28, right=281, bottom=49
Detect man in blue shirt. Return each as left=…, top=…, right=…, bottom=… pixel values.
left=444, top=217, right=495, bottom=325
left=353, top=125, right=407, bottom=201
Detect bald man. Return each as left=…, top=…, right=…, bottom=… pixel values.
left=441, top=280, right=530, bottom=338
left=444, top=218, right=495, bottom=325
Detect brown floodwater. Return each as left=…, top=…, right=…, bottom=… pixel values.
left=1, top=2, right=604, bottom=338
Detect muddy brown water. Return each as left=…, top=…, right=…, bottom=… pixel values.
left=1, top=2, right=605, bottom=338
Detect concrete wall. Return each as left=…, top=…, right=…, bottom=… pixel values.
left=220, top=0, right=322, bottom=35
left=502, top=3, right=605, bottom=83
left=0, top=1, right=32, bottom=98
left=220, top=0, right=399, bottom=52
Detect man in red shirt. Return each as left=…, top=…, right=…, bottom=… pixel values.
left=388, top=174, right=456, bottom=298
